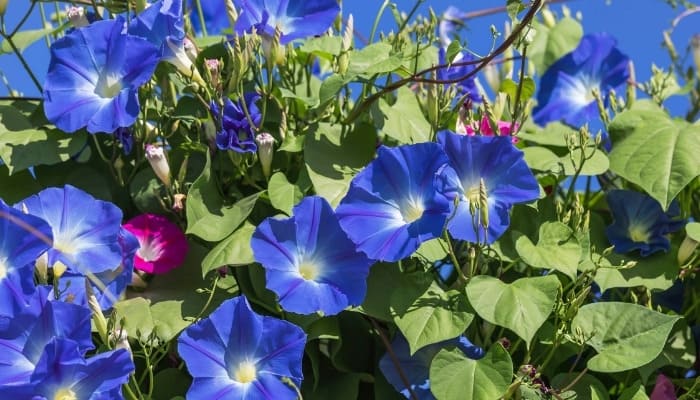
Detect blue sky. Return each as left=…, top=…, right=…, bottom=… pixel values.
left=1, top=0, right=696, bottom=116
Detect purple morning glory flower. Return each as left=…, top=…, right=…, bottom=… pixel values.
left=43, top=17, right=159, bottom=134
left=437, top=131, right=540, bottom=244
left=336, top=143, right=452, bottom=262
left=379, top=333, right=484, bottom=400
left=252, top=196, right=373, bottom=315
left=0, top=286, right=93, bottom=387
left=234, top=0, right=341, bottom=44
left=533, top=33, right=630, bottom=128
left=18, top=185, right=125, bottom=277
left=177, top=295, right=307, bottom=399
left=0, top=199, right=52, bottom=316
left=0, top=338, right=133, bottom=399
left=606, top=190, right=684, bottom=257
left=211, top=94, right=261, bottom=153
left=55, top=227, right=139, bottom=310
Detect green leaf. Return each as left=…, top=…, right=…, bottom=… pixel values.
left=304, top=123, right=375, bottom=207
left=298, top=36, right=343, bottom=59
left=348, top=42, right=403, bottom=76
left=391, top=273, right=474, bottom=355
left=571, top=302, right=681, bottom=372
left=318, top=73, right=354, bottom=105
left=594, top=245, right=679, bottom=292
left=608, top=101, right=700, bottom=210
left=551, top=373, right=610, bottom=400
left=466, top=275, right=560, bottom=345
left=637, top=322, right=696, bottom=383
left=0, top=128, right=87, bottom=174
left=430, top=344, right=513, bottom=400
left=376, top=87, right=431, bottom=143
left=515, top=222, right=581, bottom=280
left=279, top=87, right=319, bottom=107
left=523, top=146, right=609, bottom=176
left=151, top=369, right=191, bottom=400
left=200, top=222, right=256, bottom=277
left=686, top=221, right=700, bottom=242
left=445, top=40, right=462, bottom=64
left=360, top=262, right=403, bottom=322
left=519, top=121, right=578, bottom=147
left=0, top=27, right=56, bottom=55
left=499, top=77, right=536, bottom=102
left=186, top=153, right=260, bottom=241
left=618, top=382, right=649, bottom=400
left=528, top=18, right=583, bottom=73
left=268, top=172, right=303, bottom=215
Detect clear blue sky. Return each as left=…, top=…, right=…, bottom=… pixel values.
left=1, top=0, right=696, bottom=116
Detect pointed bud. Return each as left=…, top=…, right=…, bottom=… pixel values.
left=225, top=0, right=238, bottom=29
left=255, top=133, right=275, bottom=179
left=110, top=328, right=133, bottom=359
left=541, top=8, right=556, bottom=28
left=165, top=38, right=206, bottom=87
left=145, top=144, right=171, bottom=188
left=67, top=6, right=89, bottom=28
left=35, top=252, right=49, bottom=284
left=134, top=0, right=147, bottom=12
left=626, top=60, right=636, bottom=108
left=678, top=235, right=698, bottom=265
left=479, top=178, right=489, bottom=229
left=205, top=59, right=221, bottom=91
left=86, top=280, right=109, bottom=345
left=663, top=30, right=678, bottom=62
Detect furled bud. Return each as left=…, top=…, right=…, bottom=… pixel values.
left=173, top=193, right=187, bottom=212
left=67, top=6, right=89, bottom=28
left=678, top=235, right=698, bottom=265
left=165, top=37, right=206, bottom=87
left=205, top=59, right=221, bottom=91
left=110, top=328, right=133, bottom=359
left=255, top=133, right=275, bottom=179
left=692, top=35, right=700, bottom=78
left=541, top=8, right=556, bottom=29
left=225, top=0, right=238, bottom=30
left=145, top=144, right=171, bottom=188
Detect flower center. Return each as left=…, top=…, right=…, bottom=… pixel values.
left=298, top=260, right=319, bottom=281
left=569, top=74, right=601, bottom=106
left=53, top=233, right=78, bottom=255
left=628, top=225, right=650, bottom=243
left=0, top=258, right=7, bottom=280
left=137, top=237, right=162, bottom=262
left=95, top=74, right=123, bottom=98
left=233, top=361, right=257, bottom=384
left=402, top=198, right=424, bottom=224
left=54, top=388, right=77, bottom=400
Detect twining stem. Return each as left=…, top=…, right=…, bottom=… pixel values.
left=367, top=316, right=419, bottom=400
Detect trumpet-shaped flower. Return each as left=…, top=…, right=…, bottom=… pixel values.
left=252, top=196, right=373, bottom=315
left=178, top=296, right=307, bottom=399
left=533, top=33, right=630, bottom=128
left=0, top=199, right=52, bottom=316
left=379, top=333, right=484, bottom=400
left=336, top=143, right=452, bottom=262
left=43, top=17, right=159, bottom=134
left=55, top=227, right=139, bottom=310
left=234, top=0, right=340, bottom=44
left=437, top=48, right=480, bottom=102
left=0, top=338, right=133, bottom=399
left=18, top=185, right=124, bottom=276
left=0, top=286, right=93, bottom=387
left=123, top=214, right=188, bottom=275
left=210, top=94, right=261, bottom=153
left=606, top=190, right=684, bottom=257
left=129, top=0, right=184, bottom=57
left=437, top=131, right=539, bottom=244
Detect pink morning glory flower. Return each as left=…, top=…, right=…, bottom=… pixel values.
left=123, top=214, right=188, bottom=275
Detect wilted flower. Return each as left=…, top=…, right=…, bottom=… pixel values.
left=234, top=0, right=340, bottom=44
left=145, top=144, right=171, bottom=187
left=66, top=6, right=89, bottom=28
left=436, top=131, right=540, bottom=244
left=336, top=143, right=452, bottom=262
left=252, top=196, right=373, bottom=315
left=606, top=190, right=684, bottom=257
left=379, top=333, right=484, bottom=400
left=533, top=33, right=630, bottom=128
left=43, top=18, right=159, bottom=134
left=123, top=213, right=188, bottom=275
left=210, top=94, right=261, bottom=153
left=178, top=296, right=307, bottom=399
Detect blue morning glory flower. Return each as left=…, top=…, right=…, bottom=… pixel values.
left=55, top=227, right=139, bottom=310
left=0, top=199, right=52, bottom=316
left=252, top=196, right=373, bottom=315
left=18, top=185, right=125, bottom=277
left=606, top=190, right=684, bottom=257
left=129, top=0, right=184, bottom=57
left=533, top=33, right=630, bottom=128
left=234, top=0, right=341, bottom=44
left=43, top=17, right=159, bottom=134
left=437, top=48, right=480, bottom=102
left=438, top=6, right=463, bottom=47
left=0, top=286, right=93, bottom=387
left=178, top=296, right=307, bottom=399
left=379, top=333, right=484, bottom=400
left=336, top=143, right=452, bottom=262
left=211, top=94, right=261, bottom=153
left=188, top=0, right=230, bottom=35
left=0, top=338, right=133, bottom=399
left=437, top=131, right=540, bottom=244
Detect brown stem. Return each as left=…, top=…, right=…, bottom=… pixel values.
left=367, top=317, right=419, bottom=400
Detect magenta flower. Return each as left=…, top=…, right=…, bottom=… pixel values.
left=463, top=117, right=519, bottom=143
left=123, top=214, right=188, bottom=274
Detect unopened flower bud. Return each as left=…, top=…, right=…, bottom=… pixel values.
left=205, top=59, right=221, bottom=90
left=678, top=235, right=698, bottom=265
left=541, top=8, right=556, bottom=29
left=35, top=252, right=48, bottom=284
left=0, top=0, right=8, bottom=16
left=145, top=144, right=171, bottom=188
left=255, top=133, right=275, bottom=179
left=110, top=328, right=132, bottom=359
left=173, top=193, right=186, bottom=212
left=183, top=38, right=198, bottom=63
left=67, top=6, right=89, bottom=28
left=165, top=37, right=206, bottom=87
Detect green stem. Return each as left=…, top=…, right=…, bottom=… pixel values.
left=369, top=0, right=390, bottom=43
left=0, top=32, right=42, bottom=92
left=194, top=0, right=209, bottom=37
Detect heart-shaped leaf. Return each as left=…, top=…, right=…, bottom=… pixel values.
left=515, top=222, right=581, bottom=281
